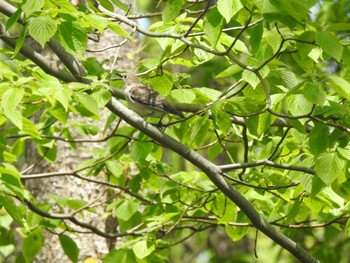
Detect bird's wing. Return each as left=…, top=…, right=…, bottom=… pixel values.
left=126, top=83, right=184, bottom=117
left=127, top=84, right=163, bottom=106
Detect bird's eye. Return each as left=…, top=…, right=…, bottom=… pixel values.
left=117, top=73, right=125, bottom=78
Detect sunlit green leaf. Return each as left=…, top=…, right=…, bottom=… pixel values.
left=315, top=153, right=345, bottom=185
left=204, top=8, right=224, bottom=47
left=4, top=110, right=22, bottom=130
left=329, top=75, right=350, bottom=100
left=59, top=235, right=79, bottom=263
left=132, top=240, right=155, bottom=259
left=162, top=0, right=186, bottom=23
left=316, top=31, right=343, bottom=61
left=58, top=21, right=87, bottom=58
left=308, top=123, right=329, bottom=155
left=73, top=93, right=100, bottom=119
left=107, top=22, right=132, bottom=39
left=0, top=195, right=24, bottom=226
left=22, top=229, right=44, bottom=263
left=170, top=89, right=196, bottom=103
left=1, top=87, right=24, bottom=111
left=303, top=81, right=326, bottom=105
left=103, top=249, right=134, bottom=263
left=217, top=0, right=243, bottom=23
left=21, top=0, right=44, bottom=17
left=28, top=16, right=57, bottom=47
left=115, top=200, right=139, bottom=221
left=286, top=94, right=313, bottom=116
left=91, top=88, right=112, bottom=107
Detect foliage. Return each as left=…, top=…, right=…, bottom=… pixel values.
left=0, top=0, right=350, bottom=262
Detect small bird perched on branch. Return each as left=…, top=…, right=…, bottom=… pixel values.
left=118, top=72, right=184, bottom=118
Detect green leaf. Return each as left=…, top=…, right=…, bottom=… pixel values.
left=162, top=0, right=186, bottom=23
left=132, top=240, right=155, bottom=259
left=217, top=0, right=243, bottom=23
left=22, top=229, right=44, bottom=263
left=14, top=23, right=28, bottom=57
left=22, top=118, right=41, bottom=139
left=1, top=87, right=24, bottom=111
left=308, top=123, right=329, bottom=155
left=6, top=8, right=22, bottom=30
left=28, top=16, right=57, bottom=48
left=181, top=115, right=210, bottom=147
left=278, top=69, right=298, bottom=89
left=55, top=87, right=73, bottom=111
left=58, top=21, right=87, bottom=58
left=90, top=88, right=112, bottom=107
left=315, top=153, right=345, bottom=185
left=4, top=110, right=22, bottom=130
left=329, top=75, right=350, bottom=100
left=115, top=200, right=139, bottom=221
left=170, top=89, right=196, bottom=103
left=257, top=111, right=272, bottom=136
left=83, top=14, right=108, bottom=32
left=72, top=122, right=99, bottom=136
left=219, top=33, right=249, bottom=54
left=332, top=180, right=350, bottom=201
left=66, top=199, right=88, bottom=210
left=211, top=100, right=232, bottom=134
left=49, top=102, right=69, bottom=124
left=286, top=94, right=313, bottom=116
left=0, top=244, right=15, bottom=258
left=316, top=31, right=343, bottom=61
left=0, top=195, right=24, bottom=226
left=292, top=52, right=314, bottom=72
left=204, top=8, right=224, bottom=47
left=337, top=147, right=350, bottom=160
left=242, top=70, right=259, bottom=88
left=328, top=23, right=350, bottom=32
left=192, top=47, right=215, bottom=65
left=256, top=0, right=279, bottom=13
left=21, top=0, right=44, bottom=17
left=73, top=93, right=100, bottom=119
left=38, top=144, right=57, bottom=163
left=110, top=0, right=130, bottom=12
left=144, top=73, right=173, bottom=96
left=59, top=234, right=79, bottom=263
left=225, top=225, right=250, bottom=241
left=245, top=112, right=272, bottom=137
left=216, top=64, right=243, bottom=78
left=296, top=31, right=316, bottom=59
left=99, top=0, right=114, bottom=11
left=130, top=140, right=153, bottom=162
left=103, top=249, right=135, bottom=263
left=0, top=164, right=25, bottom=199
left=107, top=22, right=132, bottom=39
left=0, top=62, right=16, bottom=80
left=105, top=160, right=123, bottom=178
left=303, top=81, right=326, bottom=105
left=278, top=0, right=310, bottom=23
left=250, top=22, right=263, bottom=53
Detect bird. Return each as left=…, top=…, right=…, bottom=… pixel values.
left=118, top=72, right=184, bottom=118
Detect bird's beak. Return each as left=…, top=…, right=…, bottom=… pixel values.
left=117, top=72, right=125, bottom=78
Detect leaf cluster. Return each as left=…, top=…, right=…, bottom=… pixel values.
left=1, top=0, right=350, bottom=262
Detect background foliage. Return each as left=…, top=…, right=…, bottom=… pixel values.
left=1, top=0, right=350, bottom=262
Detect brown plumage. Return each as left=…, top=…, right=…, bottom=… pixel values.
left=121, top=72, right=184, bottom=118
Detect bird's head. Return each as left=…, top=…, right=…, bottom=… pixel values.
left=117, top=72, right=140, bottom=85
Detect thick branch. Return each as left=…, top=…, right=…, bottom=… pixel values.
left=105, top=98, right=319, bottom=263
left=0, top=36, right=76, bottom=83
